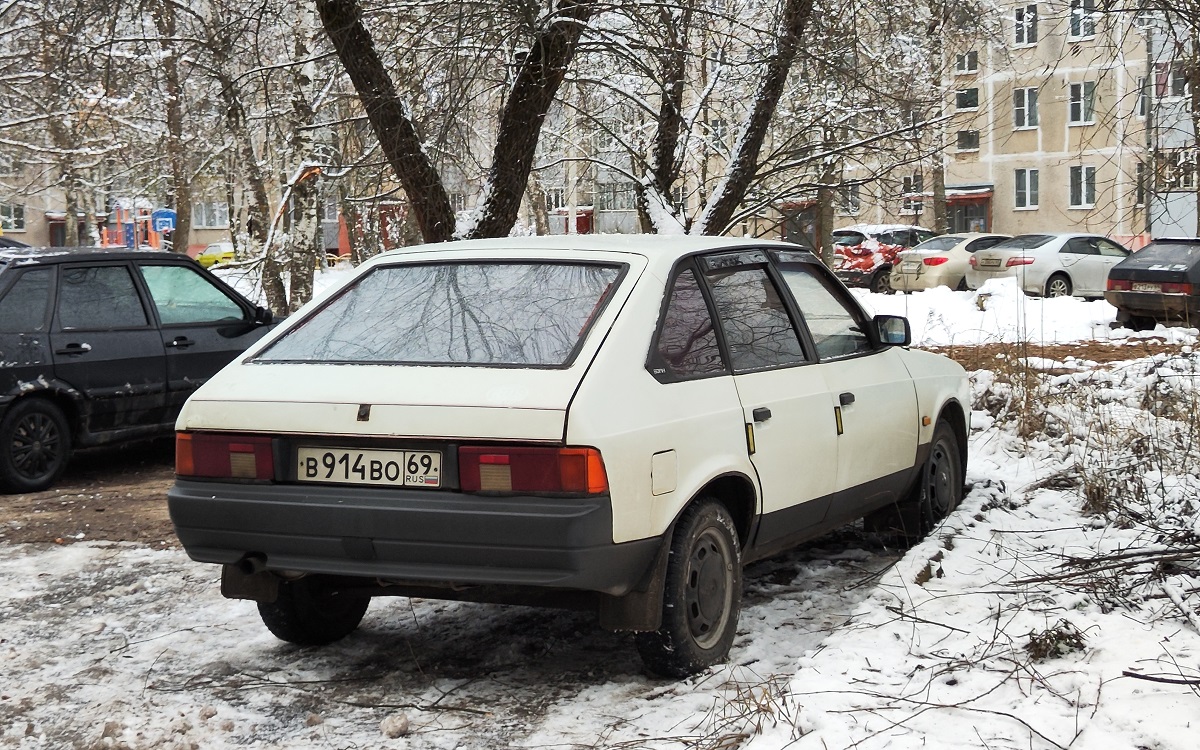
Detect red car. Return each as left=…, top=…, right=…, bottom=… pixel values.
left=833, top=224, right=937, bottom=293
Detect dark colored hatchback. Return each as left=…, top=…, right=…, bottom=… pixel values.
left=1105, top=239, right=1200, bottom=330
left=0, top=247, right=276, bottom=493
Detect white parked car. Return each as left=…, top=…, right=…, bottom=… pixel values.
left=965, top=233, right=1131, bottom=298
left=891, top=233, right=1010, bottom=292
left=168, top=236, right=970, bottom=677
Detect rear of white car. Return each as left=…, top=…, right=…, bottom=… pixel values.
left=169, top=237, right=970, bottom=677
left=892, top=233, right=1009, bottom=292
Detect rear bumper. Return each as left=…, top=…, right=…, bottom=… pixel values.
left=168, top=479, right=661, bottom=596
left=1105, top=291, right=1200, bottom=322
left=835, top=268, right=873, bottom=287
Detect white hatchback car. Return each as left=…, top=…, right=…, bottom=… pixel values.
left=965, top=233, right=1131, bottom=298
left=891, top=233, right=1010, bottom=292
left=168, top=236, right=970, bottom=677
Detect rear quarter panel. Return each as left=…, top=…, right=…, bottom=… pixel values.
left=566, top=268, right=753, bottom=545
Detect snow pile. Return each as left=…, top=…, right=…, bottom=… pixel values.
left=858, top=278, right=1199, bottom=347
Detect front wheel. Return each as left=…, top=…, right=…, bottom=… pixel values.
left=0, top=398, right=72, bottom=494
left=257, top=576, right=369, bottom=646
left=1044, top=274, right=1072, bottom=298
left=636, top=500, right=742, bottom=677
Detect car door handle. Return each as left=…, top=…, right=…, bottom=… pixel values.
left=839, top=392, right=855, bottom=406
left=752, top=407, right=772, bottom=422
left=54, top=343, right=91, bottom=356
left=167, top=336, right=196, bottom=349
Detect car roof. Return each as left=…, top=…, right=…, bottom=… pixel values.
left=369, top=235, right=810, bottom=277
left=0, top=246, right=189, bottom=268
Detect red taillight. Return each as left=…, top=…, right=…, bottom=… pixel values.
left=922, top=256, right=950, bottom=266
left=1006, top=257, right=1035, bottom=267
left=1107, top=278, right=1131, bottom=291
left=458, top=446, right=608, bottom=494
left=968, top=255, right=978, bottom=267
left=1163, top=282, right=1193, bottom=294
left=176, top=432, right=274, bottom=480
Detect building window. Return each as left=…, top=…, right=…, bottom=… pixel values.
left=1164, top=149, right=1196, bottom=189
left=955, top=51, right=978, bottom=74
left=544, top=187, right=567, bottom=210
left=1069, top=165, right=1096, bottom=208
left=706, top=48, right=726, bottom=74
left=593, top=118, right=621, bottom=151
left=708, top=118, right=728, bottom=149
left=0, top=202, right=25, bottom=231
left=192, top=200, right=229, bottom=229
left=902, top=173, right=924, bottom=213
left=322, top=197, right=338, bottom=223
left=957, top=130, right=980, bottom=150
left=1138, top=76, right=1148, bottom=117
left=1014, top=87, right=1039, bottom=128
left=1015, top=168, right=1039, bottom=209
left=955, top=88, right=979, bottom=109
left=1154, top=62, right=1189, bottom=98
left=1069, top=0, right=1096, bottom=38
left=1069, top=82, right=1096, bottom=124
left=448, top=192, right=468, bottom=212
left=671, top=185, right=689, bottom=213
left=595, top=182, right=635, bottom=211
left=0, top=153, right=16, bottom=177
left=1136, top=161, right=1147, bottom=206
left=838, top=184, right=861, bottom=215
left=1015, top=5, right=1038, bottom=45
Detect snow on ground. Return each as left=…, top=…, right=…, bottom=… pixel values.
left=2, top=270, right=1198, bottom=749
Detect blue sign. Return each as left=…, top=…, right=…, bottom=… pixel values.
left=151, top=208, right=177, bottom=233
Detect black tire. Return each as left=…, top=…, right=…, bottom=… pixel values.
left=1044, top=274, right=1072, bottom=298
left=257, top=576, right=369, bottom=646
left=869, top=267, right=893, bottom=294
left=635, top=500, right=742, bottom=677
left=955, top=276, right=969, bottom=292
left=865, top=419, right=963, bottom=543
left=0, top=398, right=72, bottom=494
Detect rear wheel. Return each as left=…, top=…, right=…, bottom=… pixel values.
left=258, top=576, right=369, bottom=646
left=636, top=499, right=742, bottom=677
left=865, top=419, right=963, bottom=543
left=869, top=267, right=893, bottom=294
left=1044, top=274, right=1072, bottom=298
left=0, top=398, right=72, bottom=494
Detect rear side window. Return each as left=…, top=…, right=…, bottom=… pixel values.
left=57, top=265, right=148, bottom=330
left=0, top=268, right=52, bottom=332
left=704, top=266, right=806, bottom=372
left=256, top=262, right=622, bottom=367
left=651, top=269, right=726, bottom=380
left=966, top=237, right=1004, bottom=253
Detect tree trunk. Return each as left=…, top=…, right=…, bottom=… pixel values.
left=317, top=0, right=453, bottom=242
left=154, top=0, right=191, bottom=254
left=635, top=3, right=691, bottom=231
left=700, top=0, right=814, bottom=235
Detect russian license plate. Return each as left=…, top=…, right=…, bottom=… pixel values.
left=296, top=447, right=441, bottom=487
left=902, top=261, right=921, bottom=273
left=979, top=257, right=1002, bottom=268
left=1132, top=282, right=1161, bottom=292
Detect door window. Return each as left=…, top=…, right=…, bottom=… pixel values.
left=1098, top=240, right=1130, bottom=257
left=57, top=265, right=148, bottom=330
left=778, top=265, right=873, bottom=360
left=137, top=264, right=245, bottom=325
left=1065, top=238, right=1099, bottom=255
left=0, top=269, right=52, bottom=332
left=704, top=266, right=806, bottom=372
left=650, top=268, right=726, bottom=380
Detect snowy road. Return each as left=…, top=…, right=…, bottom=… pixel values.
left=0, top=526, right=900, bottom=749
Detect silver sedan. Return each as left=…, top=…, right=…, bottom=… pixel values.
left=965, top=233, right=1131, bottom=298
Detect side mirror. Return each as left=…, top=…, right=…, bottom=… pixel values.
left=254, top=306, right=274, bottom=325
left=874, top=314, right=911, bottom=347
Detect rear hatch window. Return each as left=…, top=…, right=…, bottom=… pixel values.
left=255, top=261, right=624, bottom=367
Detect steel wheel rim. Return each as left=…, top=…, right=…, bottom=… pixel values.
left=926, top=439, right=956, bottom=518
left=684, top=526, right=734, bottom=650
left=11, top=412, right=62, bottom=481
